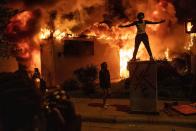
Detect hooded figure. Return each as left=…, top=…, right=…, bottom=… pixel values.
left=99, top=62, right=111, bottom=108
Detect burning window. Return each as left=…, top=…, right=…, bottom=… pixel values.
left=64, top=39, right=94, bottom=56
left=185, top=19, right=196, bottom=33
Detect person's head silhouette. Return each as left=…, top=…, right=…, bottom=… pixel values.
left=137, top=12, right=145, bottom=20
left=101, top=62, right=107, bottom=70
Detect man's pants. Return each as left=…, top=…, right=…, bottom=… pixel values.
left=132, top=33, right=153, bottom=59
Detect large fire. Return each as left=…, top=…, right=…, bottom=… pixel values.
left=15, top=16, right=174, bottom=78
left=120, top=48, right=133, bottom=78
left=39, top=27, right=51, bottom=40
left=38, top=24, right=138, bottom=78
left=53, top=29, right=66, bottom=40
left=6, top=0, right=190, bottom=79
left=184, top=22, right=196, bottom=50
left=185, top=33, right=196, bottom=51
left=6, top=10, right=42, bottom=72
left=7, top=11, right=33, bottom=34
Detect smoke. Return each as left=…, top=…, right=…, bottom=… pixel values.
left=85, top=0, right=185, bottom=60
left=52, top=0, right=106, bottom=33
left=6, top=10, right=42, bottom=71
left=5, top=0, right=107, bottom=71
left=5, top=0, right=106, bottom=32
left=3, top=0, right=58, bottom=9
left=82, top=0, right=184, bottom=56
left=5, top=0, right=188, bottom=72
left=6, top=9, right=42, bottom=41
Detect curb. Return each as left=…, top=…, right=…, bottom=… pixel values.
left=81, top=115, right=196, bottom=127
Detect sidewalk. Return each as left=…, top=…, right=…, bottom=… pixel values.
left=71, top=98, right=196, bottom=127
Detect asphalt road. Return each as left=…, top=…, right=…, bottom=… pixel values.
left=82, top=122, right=196, bottom=131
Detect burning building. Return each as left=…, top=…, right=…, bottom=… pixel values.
left=1, top=0, right=195, bottom=87
left=40, top=37, right=120, bottom=87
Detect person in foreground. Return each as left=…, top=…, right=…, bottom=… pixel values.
left=119, top=12, right=165, bottom=61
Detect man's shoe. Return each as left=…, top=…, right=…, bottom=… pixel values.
left=130, top=58, right=136, bottom=62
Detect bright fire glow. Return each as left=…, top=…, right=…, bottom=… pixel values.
left=185, top=33, right=196, bottom=50
left=53, top=29, right=66, bottom=40
left=190, top=33, right=196, bottom=48
left=39, top=28, right=73, bottom=40
left=31, top=50, right=41, bottom=72
left=120, top=48, right=133, bottom=78
left=187, top=22, right=193, bottom=32
left=164, top=48, right=172, bottom=61
left=36, top=22, right=176, bottom=79
left=39, top=27, right=52, bottom=40
left=8, top=1, right=187, bottom=81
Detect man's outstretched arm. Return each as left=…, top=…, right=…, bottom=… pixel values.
left=145, top=20, right=165, bottom=24
left=119, top=21, right=136, bottom=28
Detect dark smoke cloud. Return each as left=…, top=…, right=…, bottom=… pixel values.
left=173, top=0, right=196, bottom=20
left=4, top=0, right=59, bottom=8
left=107, top=0, right=127, bottom=19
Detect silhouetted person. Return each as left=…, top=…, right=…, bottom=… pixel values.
left=99, top=62, right=111, bottom=108
left=119, top=12, right=165, bottom=61
left=0, top=67, right=42, bottom=131
left=32, top=68, right=47, bottom=94
left=32, top=68, right=41, bottom=80
left=46, top=86, right=81, bottom=131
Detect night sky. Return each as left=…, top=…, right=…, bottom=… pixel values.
left=107, top=0, right=196, bottom=22
left=0, top=0, right=196, bottom=21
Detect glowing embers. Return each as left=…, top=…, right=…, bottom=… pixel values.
left=185, top=19, right=196, bottom=34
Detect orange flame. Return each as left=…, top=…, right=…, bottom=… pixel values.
left=184, top=33, right=196, bottom=50
left=187, top=22, right=193, bottom=32
left=31, top=50, right=41, bottom=72
left=37, top=22, right=178, bottom=79
left=39, top=27, right=52, bottom=40
left=120, top=48, right=133, bottom=78
left=39, top=27, right=75, bottom=40
left=53, top=29, right=66, bottom=40
left=7, top=0, right=185, bottom=80
left=164, top=48, right=172, bottom=61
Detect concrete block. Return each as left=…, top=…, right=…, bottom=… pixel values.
left=127, top=61, right=158, bottom=113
